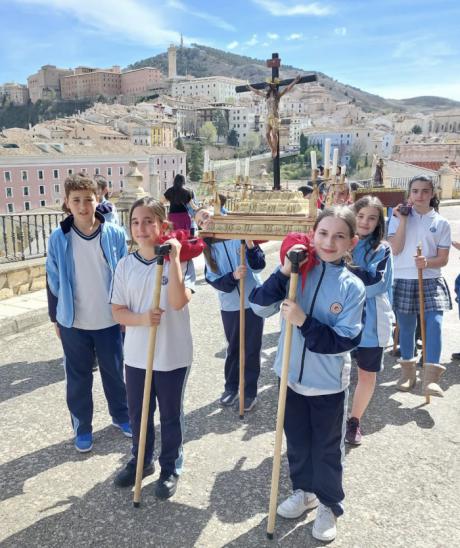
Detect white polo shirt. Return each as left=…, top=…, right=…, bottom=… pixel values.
left=388, top=209, right=451, bottom=279
left=71, top=225, right=116, bottom=330
left=111, top=252, right=195, bottom=372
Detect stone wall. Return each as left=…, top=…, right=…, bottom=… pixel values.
left=0, top=257, right=46, bottom=300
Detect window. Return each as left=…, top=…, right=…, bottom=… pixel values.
left=7, top=203, right=14, bottom=213
left=81, top=168, right=87, bottom=173
left=23, top=187, right=30, bottom=196
left=4, top=171, right=11, bottom=182
left=38, top=170, right=44, bottom=180
left=119, top=167, right=124, bottom=175
left=120, top=180, right=124, bottom=188
left=22, top=170, right=28, bottom=181
left=39, top=185, right=45, bottom=195
left=107, top=167, right=112, bottom=176
left=68, top=169, right=73, bottom=175
left=108, top=181, right=113, bottom=188
left=53, top=169, right=59, bottom=179
left=40, top=200, right=46, bottom=207
left=164, top=171, right=167, bottom=178
left=54, top=184, right=60, bottom=193
left=6, top=187, right=13, bottom=197
left=24, top=201, right=31, bottom=211
left=157, top=159, right=160, bottom=165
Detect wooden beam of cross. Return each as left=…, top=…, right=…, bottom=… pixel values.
left=235, top=52, right=317, bottom=190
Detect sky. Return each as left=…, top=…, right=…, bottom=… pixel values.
left=1, top=0, right=459, bottom=101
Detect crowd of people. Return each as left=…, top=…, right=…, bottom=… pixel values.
left=45, top=172, right=457, bottom=543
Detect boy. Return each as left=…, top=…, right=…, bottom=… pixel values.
left=95, top=175, right=120, bottom=225
left=46, top=173, right=130, bottom=452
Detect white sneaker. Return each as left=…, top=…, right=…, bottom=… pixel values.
left=312, top=503, right=337, bottom=542
left=277, top=489, right=318, bottom=519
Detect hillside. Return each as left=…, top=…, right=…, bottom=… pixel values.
left=127, top=44, right=457, bottom=114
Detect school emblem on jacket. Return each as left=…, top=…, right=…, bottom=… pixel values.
left=161, top=276, right=168, bottom=285
left=330, top=302, right=343, bottom=314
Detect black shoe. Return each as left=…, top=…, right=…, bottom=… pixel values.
left=155, top=472, right=179, bottom=499
left=219, top=390, right=238, bottom=407
left=114, top=461, right=154, bottom=488
left=244, top=396, right=257, bottom=411
left=452, top=352, right=460, bottom=360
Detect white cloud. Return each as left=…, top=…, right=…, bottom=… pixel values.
left=167, top=0, right=236, bottom=31
left=253, top=0, right=333, bottom=16
left=393, top=37, right=454, bottom=67
left=227, top=41, right=239, bottom=50
left=287, top=33, right=303, bottom=41
left=12, top=0, right=181, bottom=47
left=245, top=34, right=259, bottom=46
left=267, top=32, right=279, bottom=40
left=334, top=26, right=347, bottom=36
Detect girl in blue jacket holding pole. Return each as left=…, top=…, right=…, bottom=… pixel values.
left=249, top=206, right=365, bottom=543
left=346, top=196, right=394, bottom=445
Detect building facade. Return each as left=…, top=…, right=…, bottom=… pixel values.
left=27, top=65, right=73, bottom=103
left=171, top=76, right=246, bottom=103
left=120, top=67, right=163, bottom=96
left=0, top=83, right=30, bottom=105
left=61, top=66, right=122, bottom=100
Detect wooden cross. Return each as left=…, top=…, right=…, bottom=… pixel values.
left=235, top=53, right=317, bottom=190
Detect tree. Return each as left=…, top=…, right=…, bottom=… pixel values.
left=299, top=133, right=309, bottom=154
left=212, top=110, right=228, bottom=142
left=188, top=142, right=204, bottom=182
left=175, top=136, right=185, bottom=151
left=227, top=128, right=239, bottom=147
left=348, top=141, right=366, bottom=173
left=411, top=124, right=422, bottom=134
left=244, top=131, right=260, bottom=157
left=198, top=121, right=217, bottom=144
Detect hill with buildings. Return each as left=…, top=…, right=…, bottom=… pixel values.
left=127, top=44, right=459, bottom=114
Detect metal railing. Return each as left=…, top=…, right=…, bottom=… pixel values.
left=0, top=209, right=132, bottom=263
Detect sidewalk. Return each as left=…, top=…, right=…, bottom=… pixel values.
left=0, top=242, right=280, bottom=336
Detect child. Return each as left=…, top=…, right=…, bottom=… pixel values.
left=249, top=206, right=365, bottom=542
left=388, top=176, right=451, bottom=397
left=46, top=174, right=130, bottom=453
left=346, top=196, right=394, bottom=445
left=111, top=197, right=195, bottom=500
left=95, top=175, right=120, bottom=225
left=195, top=207, right=265, bottom=411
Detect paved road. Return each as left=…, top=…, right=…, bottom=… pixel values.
left=1, top=206, right=460, bottom=547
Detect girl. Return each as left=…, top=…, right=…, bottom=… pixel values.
left=111, top=197, right=195, bottom=500
left=388, top=176, right=451, bottom=397
left=346, top=196, right=394, bottom=445
left=195, top=207, right=265, bottom=411
left=249, top=206, right=365, bottom=543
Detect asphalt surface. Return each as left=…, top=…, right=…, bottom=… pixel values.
left=1, top=206, right=460, bottom=547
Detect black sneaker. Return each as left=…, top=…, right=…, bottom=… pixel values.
left=113, top=461, right=154, bottom=488
left=244, top=396, right=257, bottom=411
left=155, top=472, right=179, bottom=499
left=219, top=390, right=238, bottom=407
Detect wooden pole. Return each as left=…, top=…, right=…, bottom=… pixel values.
left=267, top=250, right=305, bottom=539
left=133, top=245, right=170, bottom=507
left=417, top=244, right=430, bottom=404
left=239, top=241, right=246, bottom=419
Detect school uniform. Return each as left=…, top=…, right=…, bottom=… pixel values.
left=250, top=261, right=365, bottom=516
left=204, top=240, right=265, bottom=398
left=111, top=252, right=195, bottom=474
left=351, top=238, right=394, bottom=372
left=388, top=209, right=451, bottom=362
left=46, top=212, right=129, bottom=436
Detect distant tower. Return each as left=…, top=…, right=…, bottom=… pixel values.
left=168, top=44, right=177, bottom=79
left=180, top=33, right=184, bottom=48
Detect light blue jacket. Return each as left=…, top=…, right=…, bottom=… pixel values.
left=249, top=260, right=365, bottom=395
left=204, top=239, right=265, bottom=311
left=46, top=212, right=127, bottom=328
left=351, top=238, right=394, bottom=347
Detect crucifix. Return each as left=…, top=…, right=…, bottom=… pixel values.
left=235, top=53, right=317, bottom=190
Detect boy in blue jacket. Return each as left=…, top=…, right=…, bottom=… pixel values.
left=46, top=174, right=130, bottom=453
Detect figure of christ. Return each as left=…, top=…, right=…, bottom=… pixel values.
left=248, top=75, right=301, bottom=158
